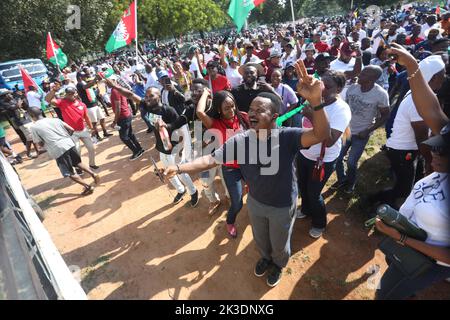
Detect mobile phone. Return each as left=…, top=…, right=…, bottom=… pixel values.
left=151, top=157, right=165, bottom=183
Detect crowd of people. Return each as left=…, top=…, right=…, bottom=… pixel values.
left=0, top=2, right=449, bottom=299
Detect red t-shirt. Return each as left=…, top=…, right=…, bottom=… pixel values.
left=329, top=46, right=340, bottom=57
left=405, top=36, right=424, bottom=45
left=110, top=88, right=131, bottom=119
left=303, top=58, right=316, bottom=75
left=315, top=42, right=330, bottom=53
left=205, top=74, right=231, bottom=93
left=256, top=49, right=270, bottom=61
left=54, top=98, right=87, bottom=131
left=211, top=112, right=249, bottom=168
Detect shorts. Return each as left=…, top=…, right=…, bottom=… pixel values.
left=87, top=105, right=106, bottom=123
left=56, top=146, right=82, bottom=177
left=19, top=123, right=34, bottom=142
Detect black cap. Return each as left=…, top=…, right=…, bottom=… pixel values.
left=422, top=123, right=450, bottom=154
left=315, top=52, right=332, bottom=62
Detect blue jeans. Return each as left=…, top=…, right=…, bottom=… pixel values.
left=335, top=135, right=370, bottom=187
left=221, top=166, right=244, bottom=225
left=297, top=153, right=337, bottom=229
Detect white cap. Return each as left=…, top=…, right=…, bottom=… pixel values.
left=419, top=55, right=445, bottom=83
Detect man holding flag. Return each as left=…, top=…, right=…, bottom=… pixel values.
left=228, top=0, right=266, bottom=32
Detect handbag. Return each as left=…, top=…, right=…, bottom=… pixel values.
left=312, top=142, right=326, bottom=182
left=378, top=236, right=435, bottom=279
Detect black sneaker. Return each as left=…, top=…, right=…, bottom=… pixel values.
left=344, top=184, right=355, bottom=194
left=75, top=168, right=84, bottom=175
left=130, top=149, right=145, bottom=161
left=103, top=132, right=113, bottom=138
left=15, top=155, right=23, bottom=164
left=330, top=180, right=347, bottom=190
left=173, top=190, right=186, bottom=204
left=266, top=264, right=282, bottom=287
left=190, top=190, right=199, bottom=207
left=96, top=135, right=104, bottom=142
left=254, top=258, right=272, bottom=277
left=90, top=165, right=100, bottom=170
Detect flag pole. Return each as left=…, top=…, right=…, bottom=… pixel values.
left=290, top=0, right=296, bottom=27
left=135, top=0, right=139, bottom=64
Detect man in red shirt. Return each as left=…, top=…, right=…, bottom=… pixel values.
left=405, top=24, right=424, bottom=46
left=109, top=77, right=144, bottom=160
left=256, top=40, right=271, bottom=61
left=264, top=48, right=282, bottom=82
left=45, top=85, right=99, bottom=170
left=329, top=36, right=342, bottom=58
left=204, top=61, right=231, bottom=94
left=313, top=33, right=330, bottom=53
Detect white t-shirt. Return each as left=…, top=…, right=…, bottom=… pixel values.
left=300, top=98, right=352, bottom=162
left=145, top=71, right=162, bottom=90
left=281, top=50, right=297, bottom=69
left=240, top=55, right=261, bottom=65
left=203, top=52, right=216, bottom=64
left=330, top=58, right=356, bottom=99
left=386, top=93, right=423, bottom=150
left=358, top=29, right=367, bottom=40
left=225, top=66, right=242, bottom=89
left=26, top=91, right=42, bottom=108
left=399, top=172, right=450, bottom=266
left=189, top=58, right=203, bottom=79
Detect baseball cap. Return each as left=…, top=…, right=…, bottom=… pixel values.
left=269, top=48, right=282, bottom=58
left=418, top=54, right=445, bottom=83
left=422, top=123, right=450, bottom=155
left=156, top=70, right=169, bottom=80
left=315, top=52, right=332, bottom=62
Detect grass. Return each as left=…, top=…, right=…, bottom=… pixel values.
left=35, top=194, right=59, bottom=211
left=81, top=254, right=112, bottom=291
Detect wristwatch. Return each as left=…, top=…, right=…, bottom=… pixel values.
left=312, top=103, right=325, bottom=111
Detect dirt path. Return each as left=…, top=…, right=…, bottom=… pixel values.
left=8, top=116, right=450, bottom=300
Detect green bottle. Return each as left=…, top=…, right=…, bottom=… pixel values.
left=376, top=204, right=428, bottom=241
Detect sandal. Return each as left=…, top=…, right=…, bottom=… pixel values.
left=81, top=185, right=94, bottom=196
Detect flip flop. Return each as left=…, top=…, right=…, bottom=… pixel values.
left=81, top=185, right=94, bottom=196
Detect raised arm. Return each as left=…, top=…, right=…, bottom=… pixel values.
left=196, top=88, right=214, bottom=129
left=45, top=83, right=61, bottom=105
left=104, top=78, right=142, bottom=105
left=163, top=154, right=219, bottom=179
left=345, top=49, right=362, bottom=79
left=387, top=43, right=448, bottom=134
left=294, top=60, right=330, bottom=148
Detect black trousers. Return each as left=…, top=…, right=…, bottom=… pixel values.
left=373, top=148, right=418, bottom=209
left=118, top=116, right=142, bottom=154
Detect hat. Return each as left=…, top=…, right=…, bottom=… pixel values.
left=156, top=70, right=169, bottom=80
left=284, top=61, right=296, bottom=69
left=340, top=42, right=357, bottom=57
left=269, top=48, right=282, bottom=58
left=304, top=43, right=316, bottom=53
left=419, top=55, right=445, bottom=83
left=206, top=60, right=219, bottom=69
left=263, top=39, right=271, bottom=46
left=315, top=52, right=332, bottom=62
left=238, top=61, right=265, bottom=77
left=422, top=123, right=450, bottom=154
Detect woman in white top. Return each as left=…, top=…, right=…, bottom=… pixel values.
left=297, top=70, right=352, bottom=239
left=220, top=49, right=242, bottom=89
left=375, top=133, right=450, bottom=299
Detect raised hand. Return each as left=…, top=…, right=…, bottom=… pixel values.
left=295, top=59, right=322, bottom=105
left=385, top=43, right=417, bottom=69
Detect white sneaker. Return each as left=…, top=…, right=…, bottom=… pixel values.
left=296, top=209, right=307, bottom=219
left=309, top=227, right=325, bottom=239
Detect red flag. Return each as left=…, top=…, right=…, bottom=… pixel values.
left=19, top=66, right=40, bottom=94
left=436, top=5, right=441, bottom=15
left=254, top=0, right=265, bottom=6
left=105, top=1, right=136, bottom=52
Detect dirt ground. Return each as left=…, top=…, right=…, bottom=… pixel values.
left=7, top=114, right=450, bottom=300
